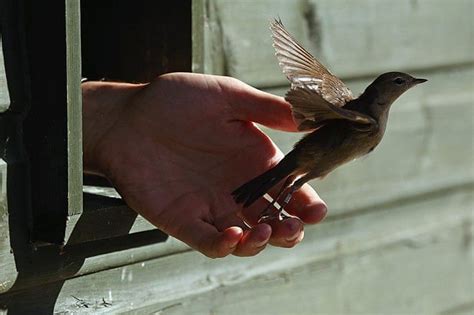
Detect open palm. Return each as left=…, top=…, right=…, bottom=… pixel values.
left=83, top=73, right=327, bottom=258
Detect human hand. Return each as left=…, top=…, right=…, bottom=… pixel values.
left=82, top=73, right=327, bottom=258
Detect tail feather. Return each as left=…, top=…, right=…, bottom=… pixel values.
left=232, top=155, right=297, bottom=207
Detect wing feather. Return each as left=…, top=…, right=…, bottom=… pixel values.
left=271, top=18, right=367, bottom=130
left=271, top=18, right=354, bottom=104
left=286, top=88, right=376, bottom=131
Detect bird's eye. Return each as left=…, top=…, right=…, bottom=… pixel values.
left=393, top=77, right=405, bottom=85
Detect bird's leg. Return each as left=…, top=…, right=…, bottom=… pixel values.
left=278, top=185, right=298, bottom=215
left=258, top=176, right=295, bottom=223
left=273, top=177, right=307, bottom=221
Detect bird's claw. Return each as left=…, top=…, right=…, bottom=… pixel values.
left=257, top=210, right=291, bottom=223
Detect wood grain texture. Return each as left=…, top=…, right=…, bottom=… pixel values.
left=0, top=159, right=16, bottom=293
left=66, top=0, right=83, bottom=217
left=204, top=0, right=474, bottom=87
left=43, top=188, right=471, bottom=314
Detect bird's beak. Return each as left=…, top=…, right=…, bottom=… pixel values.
left=413, top=78, right=428, bottom=85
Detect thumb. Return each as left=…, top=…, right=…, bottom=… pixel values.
left=177, top=219, right=243, bottom=258
left=222, top=77, right=298, bottom=132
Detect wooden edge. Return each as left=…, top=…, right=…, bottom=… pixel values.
left=65, top=0, right=83, bottom=217
left=0, top=38, right=11, bottom=113
left=191, top=0, right=205, bottom=73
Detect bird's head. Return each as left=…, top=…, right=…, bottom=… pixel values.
left=367, top=72, right=427, bottom=106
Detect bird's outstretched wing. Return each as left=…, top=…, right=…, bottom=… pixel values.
left=271, top=19, right=369, bottom=130
left=286, top=87, right=376, bottom=130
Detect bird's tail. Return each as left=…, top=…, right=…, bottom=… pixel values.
left=232, top=153, right=298, bottom=208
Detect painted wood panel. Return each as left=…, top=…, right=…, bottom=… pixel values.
left=41, top=189, right=473, bottom=314
left=0, top=39, right=9, bottom=113
left=205, top=0, right=474, bottom=87
left=0, top=159, right=16, bottom=293
left=65, top=0, right=83, bottom=217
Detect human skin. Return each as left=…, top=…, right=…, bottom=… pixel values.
left=82, top=72, right=327, bottom=258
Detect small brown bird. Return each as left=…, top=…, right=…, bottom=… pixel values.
left=232, top=19, right=427, bottom=222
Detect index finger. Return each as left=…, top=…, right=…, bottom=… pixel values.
left=217, top=77, right=299, bottom=132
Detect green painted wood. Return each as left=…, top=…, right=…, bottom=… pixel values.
left=204, top=0, right=474, bottom=87
left=0, top=39, right=10, bottom=113
left=441, top=302, right=474, bottom=315
left=66, top=0, right=83, bottom=217
left=0, top=159, right=16, bottom=293
left=65, top=0, right=82, bottom=220
left=42, top=189, right=474, bottom=314
left=192, top=0, right=206, bottom=73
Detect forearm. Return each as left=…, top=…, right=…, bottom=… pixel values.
left=82, top=81, right=145, bottom=175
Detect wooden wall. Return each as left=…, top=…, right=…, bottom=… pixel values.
left=0, top=0, right=473, bottom=314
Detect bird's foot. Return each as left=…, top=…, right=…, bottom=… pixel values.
left=257, top=209, right=291, bottom=223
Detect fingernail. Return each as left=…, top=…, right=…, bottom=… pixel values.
left=304, top=202, right=328, bottom=223
left=286, top=230, right=304, bottom=243
left=285, top=234, right=299, bottom=242
left=229, top=241, right=239, bottom=249
left=296, top=231, right=305, bottom=242
left=253, top=224, right=271, bottom=248
left=255, top=235, right=269, bottom=248
left=255, top=239, right=268, bottom=248
left=225, top=227, right=243, bottom=248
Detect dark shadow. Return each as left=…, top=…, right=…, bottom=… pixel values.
left=81, top=0, right=192, bottom=82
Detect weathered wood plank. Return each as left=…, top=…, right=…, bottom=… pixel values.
left=441, top=302, right=474, bottom=315
left=0, top=39, right=10, bottom=113
left=205, top=0, right=474, bottom=87
left=140, top=222, right=473, bottom=315
left=192, top=0, right=206, bottom=73
left=65, top=0, right=83, bottom=217
left=0, top=159, right=16, bottom=293
left=43, top=188, right=472, bottom=314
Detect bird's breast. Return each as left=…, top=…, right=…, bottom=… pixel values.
left=293, top=121, right=383, bottom=175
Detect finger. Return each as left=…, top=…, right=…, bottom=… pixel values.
left=233, top=224, right=272, bottom=257
left=239, top=199, right=305, bottom=248
left=282, top=183, right=328, bottom=224
left=221, top=77, right=298, bottom=132
left=267, top=217, right=305, bottom=248
left=214, top=210, right=251, bottom=231
left=262, top=181, right=327, bottom=224
left=179, top=220, right=243, bottom=258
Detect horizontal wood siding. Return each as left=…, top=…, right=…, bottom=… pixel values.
left=46, top=189, right=471, bottom=313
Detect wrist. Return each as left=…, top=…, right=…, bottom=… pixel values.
left=82, top=81, right=144, bottom=176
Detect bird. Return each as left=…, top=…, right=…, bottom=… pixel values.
left=232, top=18, right=427, bottom=222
